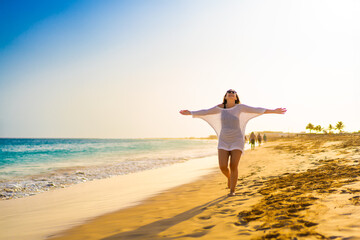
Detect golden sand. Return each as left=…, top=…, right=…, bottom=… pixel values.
left=47, top=134, right=360, bottom=240
left=0, top=155, right=220, bottom=240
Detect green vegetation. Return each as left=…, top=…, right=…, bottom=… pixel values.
left=306, top=123, right=315, bottom=133
left=335, top=121, right=345, bottom=133
left=306, top=121, right=345, bottom=134
left=328, top=124, right=333, bottom=134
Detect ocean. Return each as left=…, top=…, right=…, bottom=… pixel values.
left=0, top=138, right=218, bottom=200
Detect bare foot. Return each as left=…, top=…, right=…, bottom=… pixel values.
left=228, top=192, right=236, bottom=197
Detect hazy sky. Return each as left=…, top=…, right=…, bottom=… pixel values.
left=1, top=0, right=359, bottom=138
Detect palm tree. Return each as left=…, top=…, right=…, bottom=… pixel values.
left=315, top=125, right=323, bottom=133
left=335, top=121, right=345, bottom=133
left=306, top=123, right=315, bottom=133
left=328, top=124, right=333, bottom=134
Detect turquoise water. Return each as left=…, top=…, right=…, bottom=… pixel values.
left=0, top=138, right=217, bottom=179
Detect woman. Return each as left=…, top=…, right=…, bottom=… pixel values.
left=179, top=89, right=286, bottom=196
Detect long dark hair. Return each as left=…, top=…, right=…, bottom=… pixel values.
left=222, top=91, right=240, bottom=105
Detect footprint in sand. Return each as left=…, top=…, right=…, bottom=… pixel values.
left=241, top=191, right=252, bottom=195
left=223, top=200, right=238, bottom=205
left=297, top=219, right=318, bottom=227
left=237, top=229, right=252, bottom=236
left=218, top=208, right=236, bottom=214
left=202, top=225, right=215, bottom=229
left=198, top=215, right=211, bottom=220
left=349, top=196, right=360, bottom=205
left=290, top=224, right=304, bottom=231
left=235, top=198, right=249, bottom=202
left=213, top=202, right=222, bottom=207
left=248, top=182, right=264, bottom=188
left=275, top=215, right=291, bottom=220
left=181, top=231, right=208, bottom=238
left=271, top=222, right=289, bottom=228
left=264, top=232, right=280, bottom=238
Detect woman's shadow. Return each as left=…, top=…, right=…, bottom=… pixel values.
left=101, top=195, right=229, bottom=240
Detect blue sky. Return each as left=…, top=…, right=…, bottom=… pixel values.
left=0, top=0, right=359, bottom=138
left=0, top=0, right=79, bottom=49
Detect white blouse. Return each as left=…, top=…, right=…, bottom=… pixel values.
left=190, top=104, right=266, bottom=152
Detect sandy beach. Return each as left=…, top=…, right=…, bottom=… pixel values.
left=2, top=134, right=360, bottom=240
left=0, top=155, right=219, bottom=240
left=46, top=134, right=360, bottom=240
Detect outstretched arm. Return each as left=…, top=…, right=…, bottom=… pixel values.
left=240, top=104, right=287, bottom=115
left=179, top=105, right=220, bottom=116
left=264, top=108, right=287, bottom=114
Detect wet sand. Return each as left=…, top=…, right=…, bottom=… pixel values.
left=48, top=134, right=360, bottom=240
left=0, top=155, right=220, bottom=240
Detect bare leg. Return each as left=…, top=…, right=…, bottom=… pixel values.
left=229, top=150, right=242, bottom=195
left=218, top=149, right=230, bottom=188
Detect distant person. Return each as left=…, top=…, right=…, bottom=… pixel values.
left=249, top=132, right=256, bottom=150
left=257, top=133, right=262, bottom=146
left=179, top=89, right=287, bottom=196
left=263, top=134, right=267, bottom=143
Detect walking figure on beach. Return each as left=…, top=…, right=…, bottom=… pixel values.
left=257, top=133, right=262, bottom=146
left=249, top=132, right=256, bottom=150
left=179, top=89, right=286, bottom=196
left=263, top=133, right=267, bottom=143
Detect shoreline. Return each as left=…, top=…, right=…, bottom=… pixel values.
left=0, top=154, right=215, bottom=200
left=0, top=154, right=221, bottom=240
left=0, top=139, right=218, bottom=201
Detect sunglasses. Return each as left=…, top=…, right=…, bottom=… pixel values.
left=227, top=90, right=237, bottom=94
